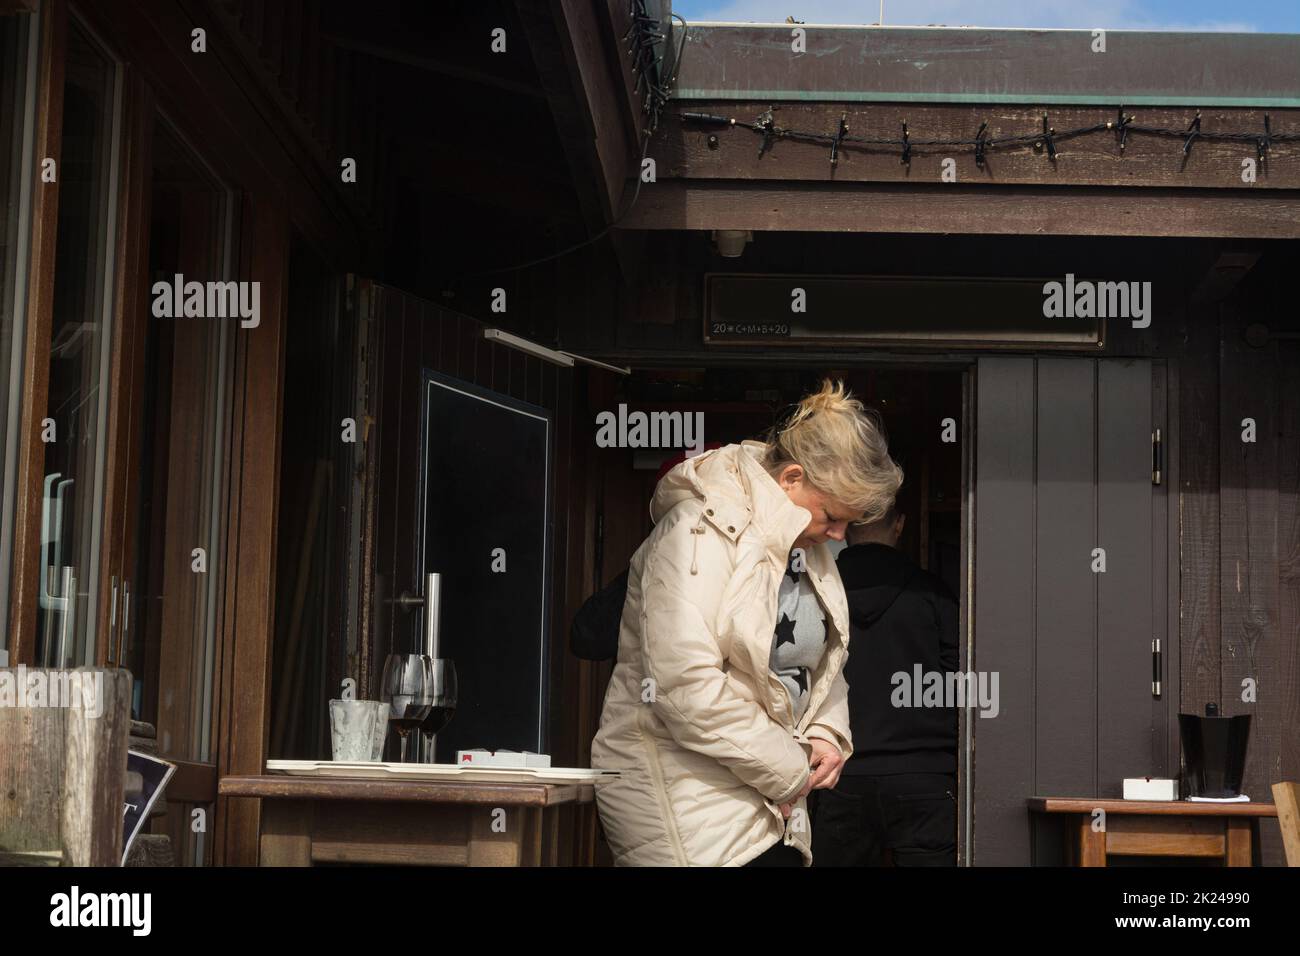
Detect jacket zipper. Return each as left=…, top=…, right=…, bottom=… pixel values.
left=636, top=705, right=690, bottom=865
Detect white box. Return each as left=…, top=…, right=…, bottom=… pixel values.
left=457, top=749, right=552, bottom=768
left=1123, top=777, right=1178, bottom=800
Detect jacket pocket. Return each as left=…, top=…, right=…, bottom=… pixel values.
left=894, top=789, right=955, bottom=802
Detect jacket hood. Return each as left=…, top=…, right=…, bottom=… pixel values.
left=649, top=441, right=812, bottom=560
left=836, top=542, right=913, bottom=627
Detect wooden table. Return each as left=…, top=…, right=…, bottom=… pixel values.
left=220, top=774, right=596, bottom=866
left=1027, top=797, right=1277, bottom=866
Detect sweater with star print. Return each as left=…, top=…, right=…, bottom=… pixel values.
left=768, top=551, right=829, bottom=724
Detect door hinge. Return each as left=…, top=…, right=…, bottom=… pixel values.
left=1151, top=637, right=1162, bottom=697
left=1151, top=427, right=1163, bottom=485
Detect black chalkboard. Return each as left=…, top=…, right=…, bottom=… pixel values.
left=416, top=371, right=552, bottom=761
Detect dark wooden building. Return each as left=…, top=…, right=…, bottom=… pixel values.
left=0, top=2, right=1295, bottom=866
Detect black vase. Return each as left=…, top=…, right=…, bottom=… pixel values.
left=1178, top=711, right=1251, bottom=798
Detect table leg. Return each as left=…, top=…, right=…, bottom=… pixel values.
left=535, top=806, right=558, bottom=866
left=521, top=807, right=544, bottom=866
left=1078, top=816, right=1107, bottom=866
left=1225, top=818, right=1252, bottom=867
left=468, top=805, right=524, bottom=866
left=259, top=800, right=313, bottom=867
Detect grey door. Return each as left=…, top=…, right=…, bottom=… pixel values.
left=972, top=356, right=1173, bottom=865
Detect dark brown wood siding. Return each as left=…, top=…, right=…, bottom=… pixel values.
left=364, top=282, right=597, bottom=864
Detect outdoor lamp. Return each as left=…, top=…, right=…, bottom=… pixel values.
left=711, top=229, right=752, bottom=257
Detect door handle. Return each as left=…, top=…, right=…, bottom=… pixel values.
left=118, top=580, right=131, bottom=665
left=38, top=474, right=77, bottom=666
left=56, top=567, right=76, bottom=668
left=109, top=576, right=119, bottom=664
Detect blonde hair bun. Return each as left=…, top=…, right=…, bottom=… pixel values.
left=763, top=378, right=903, bottom=523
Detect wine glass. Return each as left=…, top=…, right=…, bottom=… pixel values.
left=415, top=659, right=458, bottom=763
left=380, top=653, right=433, bottom=763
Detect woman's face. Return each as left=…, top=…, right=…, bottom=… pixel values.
left=774, top=464, right=858, bottom=549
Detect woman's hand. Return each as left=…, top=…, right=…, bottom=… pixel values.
left=778, top=740, right=843, bottom=817
left=778, top=777, right=813, bottom=818
left=807, top=737, right=844, bottom=791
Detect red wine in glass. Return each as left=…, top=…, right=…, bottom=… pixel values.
left=389, top=712, right=427, bottom=736
left=381, top=654, right=434, bottom=762
left=417, top=659, right=458, bottom=761
left=419, top=705, right=456, bottom=737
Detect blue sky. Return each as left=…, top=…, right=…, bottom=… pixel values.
left=669, top=0, right=1300, bottom=33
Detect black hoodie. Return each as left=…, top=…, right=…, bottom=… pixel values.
left=836, top=542, right=959, bottom=775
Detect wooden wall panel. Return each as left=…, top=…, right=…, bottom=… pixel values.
left=1220, top=300, right=1284, bottom=865
left=1097, top=359, right=1159, bottom=785
left=1278, top=340, right=1300, bottom=829
left=369, top=287, right=404, bottom=680
left=1179, top=298, right=1223, bottom=728
left=1034, top=359, right=1097, bottom=806
left=973, top=356, right=1037, bottom=866
left=395, top=297, right=422, bottom=630
left=457, top=313, right=477, bottom=387
left=1031, top=359, right=1095, bottom=865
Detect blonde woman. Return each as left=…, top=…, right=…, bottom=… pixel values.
left=591, top=380, right=903, bottom=866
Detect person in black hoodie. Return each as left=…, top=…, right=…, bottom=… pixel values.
left=810, top=505, right=959, bottom=866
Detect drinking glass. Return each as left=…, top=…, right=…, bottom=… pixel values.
left=414, top=659, right=458, bottom=763
left=329, top=699, right=387, bottom=762
left=380, top=653, right=433, bottom=763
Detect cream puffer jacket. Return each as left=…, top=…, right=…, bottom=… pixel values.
left=591, top=440, right=854, bottom=866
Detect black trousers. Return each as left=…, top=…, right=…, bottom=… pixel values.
left=809, top=772, right=957, bottom=866
left=743, top=841, right=804, bottom=867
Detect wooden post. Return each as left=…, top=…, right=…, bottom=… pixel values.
left=0, top=668, right=132, bottom=865
left=1271, top=782, right=1300, bottom=866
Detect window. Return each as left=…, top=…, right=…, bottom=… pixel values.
left=36, top=18, right=123, bottom=668
left=0, top=11, right=38, bottom=666
left=127, top=117, right=235, bottom=866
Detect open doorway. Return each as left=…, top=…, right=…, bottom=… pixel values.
left=584, top=361, right=971, bottom=864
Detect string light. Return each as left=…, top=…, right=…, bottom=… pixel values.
left=679, top=108, right=1298, bottom=167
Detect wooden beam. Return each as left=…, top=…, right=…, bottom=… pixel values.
left=615, top=180, right=1300, bottom=239
left=656, top=103, right=1300, bottom=190
left=321, top=31, right=547, bottom=101
left=514, top=0, right=640, bottom=226
left=317, top=0, right=543, bottom=101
